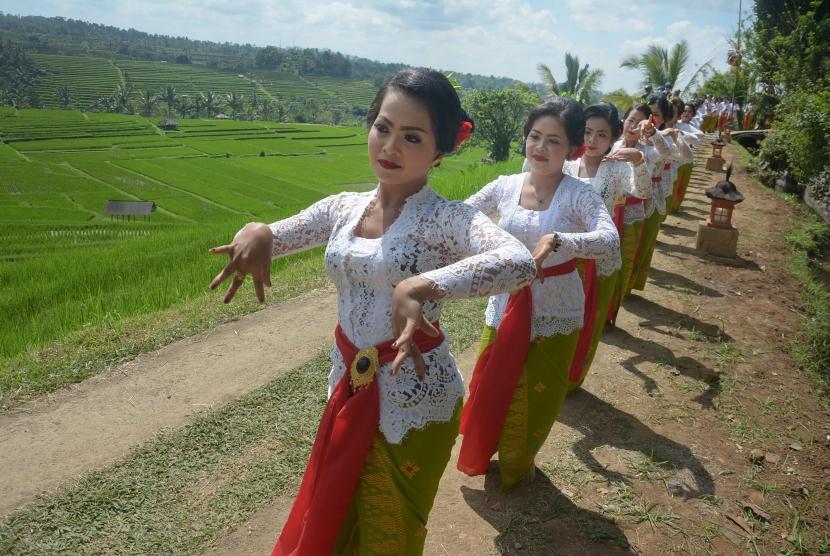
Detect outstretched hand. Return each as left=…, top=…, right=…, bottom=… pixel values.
left=390, top=277, right=440, bottom=380
left=209, top=222, right=273, bottom=303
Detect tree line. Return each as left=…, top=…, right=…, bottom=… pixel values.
left=0, top=13, right=518, bottom=90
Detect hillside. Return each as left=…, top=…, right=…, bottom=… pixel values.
left=0, top=12, right=516, bottom=119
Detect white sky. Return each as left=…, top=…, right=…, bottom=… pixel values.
left=2, top=0, right=746, bottom=93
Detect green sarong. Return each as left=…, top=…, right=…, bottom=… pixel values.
left=478, top=325, right=580, bottom=491
left=334, top=401, right=461, bottom=555
left=630, top=210, right=662, bottom=292
left=567, top=269, right=618, bottom=393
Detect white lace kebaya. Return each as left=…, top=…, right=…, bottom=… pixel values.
left=465, top=173, right=619, bottom=339
left=562, top=158, right=650, bottom=277
left=263, top=184, right=536, bottom=444
left=612, top=134, right=671, bottom=220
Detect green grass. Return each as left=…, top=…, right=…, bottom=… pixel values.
left=0, top=108, right=510, bottom=405
left=0, top=296, right=487, bottom=555
left=737, top=145, right=830, bottom=404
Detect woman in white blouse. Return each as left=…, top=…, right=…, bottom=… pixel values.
left=561, top=102, right=650, bottom=392
left=457, top=98, right=619, bottom=491
left=209, top=68, right=536, bottom=556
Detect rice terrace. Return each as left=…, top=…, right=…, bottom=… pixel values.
left=2, top=6, right=830, bottom=556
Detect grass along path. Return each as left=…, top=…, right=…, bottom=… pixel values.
left=0, top=296, right=488, bottom=555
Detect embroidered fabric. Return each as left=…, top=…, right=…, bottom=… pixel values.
left=466, top=173, right=619, bottom=338
left=562, top=158, right=650, bottom=277
left=266, top=185, right=536, bottom=444
left=612, top=138, right=666, bottom=223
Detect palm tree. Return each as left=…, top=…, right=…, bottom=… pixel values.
left=140, top=90, right=157, bottom=116
left=226, top=92, right=244, bottom=119
left=602, top=88, right=641, bottom=114
left=160, top=85, right=177, bottom=118
left=201, top=91, right=221, bottom=118
left=113, top=84, right=132, bottom=114
left=620, top=40, right=711, bottom=96
left=55, top=86, right=72, bottom=109
left=537, top=52, right=604, bottom=104
left=259, top=97, right=275, bottom=121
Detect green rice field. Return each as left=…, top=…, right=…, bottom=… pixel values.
left=0, top=106, right=520, bottom=365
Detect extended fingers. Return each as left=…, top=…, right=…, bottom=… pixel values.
left=418, top=315, right=439, bottom=338
left=210, top=264, right=236, bottom=290
left=411, top=344, right=427, bottom=381
left=253, top=278, right=265, bottom=303
left=392, top=320, right=417, bottom=350
left=224, top=273, right=244, bottom=304
left=390, top=344, right=410, bottom=375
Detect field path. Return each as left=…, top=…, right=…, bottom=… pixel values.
left=0, top=288, right=337, bottom=518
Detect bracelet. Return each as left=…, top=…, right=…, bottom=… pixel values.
left=551, top=233, right=560, bottom=252
left=634, top=151, right=645, bottom=166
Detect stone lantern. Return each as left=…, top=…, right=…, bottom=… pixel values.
left=706, top=139, right=726, bottom=171
left=696, top=165, right=744, bottom=257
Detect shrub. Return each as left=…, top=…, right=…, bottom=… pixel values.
left=759, top=90, right=830, bottom=190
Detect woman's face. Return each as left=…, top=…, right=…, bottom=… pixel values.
left=623, top=109, right=646, bottom=140
left=650, top=104, right=664, bottom=127
left=367, top=89, right=440, bottom=189
left=681, top=105, right=694, bottom=123
left=583, top=116, right=613, bottom=159
left=524, top=115, right=571, bottom=175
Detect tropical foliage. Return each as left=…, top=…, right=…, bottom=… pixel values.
left=620, top=40, right=709, bottom=96
left=463, top=86, right=539, bottom=161
left=537, top=52, right=603, bottom=104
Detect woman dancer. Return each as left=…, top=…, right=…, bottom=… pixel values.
left=607, top=103, right=662, bottom=321
left=458, top=98, right=619, bottom=490
left=210, top=68, right=536, bottom=555
left=562, top=102, right=651, bottom=391
left=669, top=103, right=704, bottom=213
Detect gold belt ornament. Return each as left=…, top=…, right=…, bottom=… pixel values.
left=350, top=346, right=380, bottom=392
left=614, top=195, right=625, bottom=207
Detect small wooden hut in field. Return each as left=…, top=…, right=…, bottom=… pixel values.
left=105, top=200, right=156, bottom=221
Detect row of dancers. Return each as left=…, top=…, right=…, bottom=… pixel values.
left=209, top=67, right=704, bottom=555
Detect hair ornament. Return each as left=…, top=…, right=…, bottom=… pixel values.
left=567, top=144, right=587, bottom=161
left=454, top=118, right=474, bottom=149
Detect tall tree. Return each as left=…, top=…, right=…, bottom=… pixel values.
left=55, top=85, right=72, bottom=109
left=620, top=40, right=709, bottom=96
left=139, top=89, right=157, bottom=116
left=463, top=86, right=539, bottom=161
left=537, top=52, right=603, bottom=104
left=160, top=85, right=177, bottom=117
left=226, top=92, right=244, bottom=118
left=201, top=91, right=221, bottom=118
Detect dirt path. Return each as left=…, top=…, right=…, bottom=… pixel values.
left=4, top=140, right=829, bottom=554
left=0, top=288, right=337, bottom=517
left=207, top=142, right=830, bottom=554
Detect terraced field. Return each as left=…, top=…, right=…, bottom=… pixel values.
left=115, top=59, right=268, bottom=101
left=0, top=107, right=498, bottom=359
left=30, top=54, right=121, bottom=109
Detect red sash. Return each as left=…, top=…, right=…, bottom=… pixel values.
left=273, top=323, right=444, bottom=556
left=457, top=259, right=576, bottom=476
left=663, top=162, right=672, bottom=171
left=568, top=259, right=598, bottom=383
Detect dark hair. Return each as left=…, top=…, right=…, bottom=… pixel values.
left=522, top=97, right=585, bottom=148
left=647, top=94, right=671, bottom=129
left=584, top=102, right=622, bottom=142
left=684, top=103, right=697, bottom=116
left=366, top=68, right=471, bottom=154
left=623, top=103, right=652, bottom=122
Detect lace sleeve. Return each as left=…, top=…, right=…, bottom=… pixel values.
left=464, top=176, right=504, bottom=218
left=677, top=134, right=695, bottom=161
left=556, top=186, right=620, bottom=258
left=420, top=201, right=536, bottom=299
left=628, top=158, right=653, bottom=199
left=267, top=193, right=347, bottom=257
left=649, top=132, right=672, bottom=161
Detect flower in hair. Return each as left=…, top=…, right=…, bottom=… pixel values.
left=567, top=145, right=586, bottom=161
left=454, top=119, right=474, bottom=149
